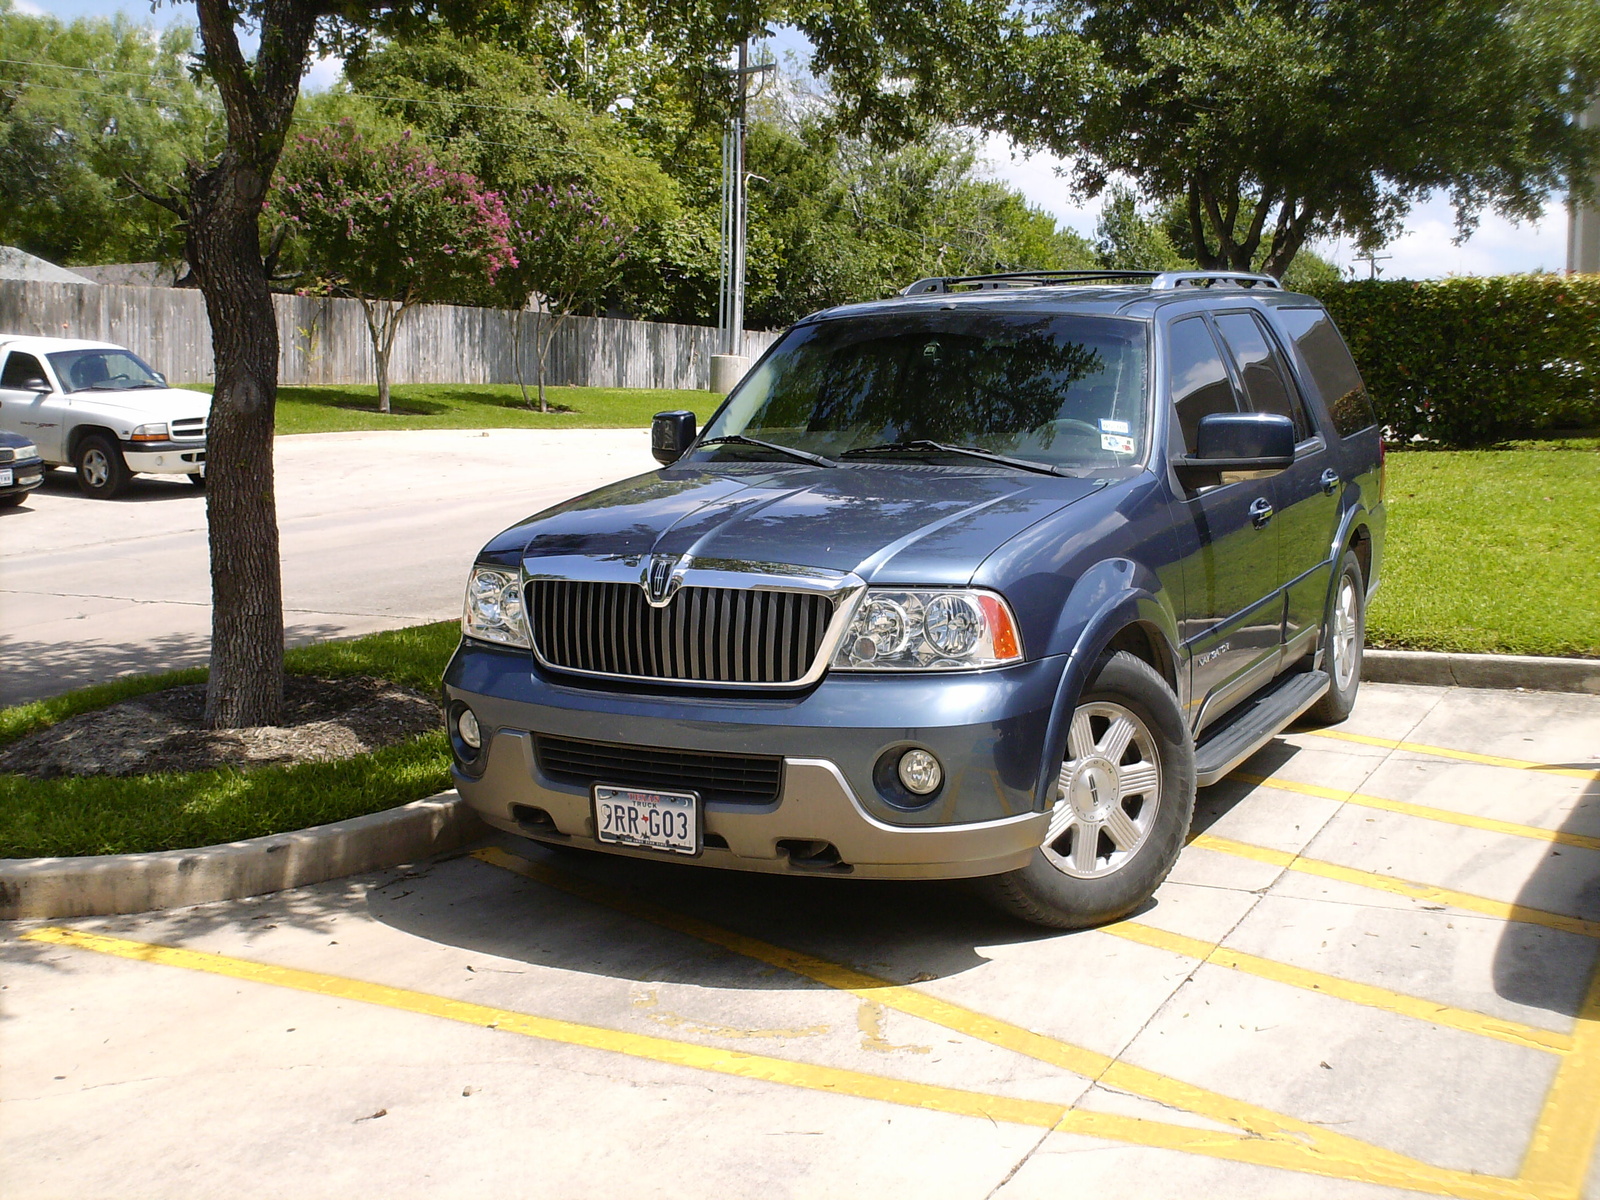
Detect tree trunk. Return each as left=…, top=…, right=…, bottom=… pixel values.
left=513, top=306, right=532, bottom=408
left=533, top=305, right=554, bottom=414
left=186, top=151, right=285, bottom=729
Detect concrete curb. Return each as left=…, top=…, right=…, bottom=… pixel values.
left=0, top=790, right=487, bottom=921
left=1364, top=648, right=1600, bottom=695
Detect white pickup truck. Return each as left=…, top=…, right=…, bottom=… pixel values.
left=0, top=334, right=209, bottom=498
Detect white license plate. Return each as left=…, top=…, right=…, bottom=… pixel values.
left=0, top=469, right=11, bottom=486
left=593, top=785, right=699, bottom=855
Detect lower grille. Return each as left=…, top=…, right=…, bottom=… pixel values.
left=527, top=579, right=834, bottom=685
left=535, top=734, right=782, bottom=806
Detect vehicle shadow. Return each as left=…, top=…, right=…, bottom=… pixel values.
left=32, top=469, right=202, bottom=503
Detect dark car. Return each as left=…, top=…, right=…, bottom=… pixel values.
left=0, top=429, right=46, bottom=507
left=444, top=270, right=1386, bottom=928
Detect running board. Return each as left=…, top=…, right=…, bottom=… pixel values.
left=1193, top=669, right=1330, bottom=787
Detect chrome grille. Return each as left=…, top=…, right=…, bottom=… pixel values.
left=528, top=579, right=835, bottom=685
left=171, top=417, right=206, bottom=441
left=0, top=448, right=11, bottom=464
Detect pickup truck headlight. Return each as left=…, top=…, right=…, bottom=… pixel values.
left=131, top=423, right=170, bottom=441
left=833, top=589, right=1023, bottom=671
left=462, top=565, right=530, bottom=648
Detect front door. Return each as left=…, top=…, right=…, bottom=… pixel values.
left=1165, top=315, right=1283, bottom=730
left=0, top=350, right=66, bottom=461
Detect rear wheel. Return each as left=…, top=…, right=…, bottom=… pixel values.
left=1308, top=550, right=1364, bottom=724
left=981, top=651, right=1196, bottom=929
left=74, top=435, right=130, bottom=499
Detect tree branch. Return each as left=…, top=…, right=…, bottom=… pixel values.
left=122, top=171, right=186, bottom=217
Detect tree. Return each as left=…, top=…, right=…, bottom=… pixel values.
left=494, top=183, right=631, bottom=412
left=1094, top=185, right=1184, bottom=271
left=0, top=3, right=218, bottom=265
left=272, top=122, right=515, bottom=413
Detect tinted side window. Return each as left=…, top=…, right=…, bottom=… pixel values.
left=1215, top=312, right=1311, bottom=441
left=1167, top=316, right=1238, bottom=454
left=1274, top=307, right=1376, bottom=438
left=0, top=352, right=47, bottom=389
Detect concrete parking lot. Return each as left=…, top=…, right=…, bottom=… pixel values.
left=5, top=682, right=1598, bottom=1199
left=0, top=428, right=657, bottom=705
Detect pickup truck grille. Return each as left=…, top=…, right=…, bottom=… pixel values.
left=171, top=417, right=206, bottom=441
left=536, top=734, right=782, bottom=805
left=527, top=579, right=835, bottom=685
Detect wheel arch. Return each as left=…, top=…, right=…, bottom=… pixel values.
left=67, top=424, right=120, bottom=460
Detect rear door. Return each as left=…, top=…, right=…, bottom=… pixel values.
left=0, top=350, right=66, bottom=461
left=1165, top=314, right=1283, bottom=730
left=1212, top=309, right=1338, bottom=657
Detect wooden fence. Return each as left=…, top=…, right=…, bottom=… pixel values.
left=0, top=280, right=781, bottom=390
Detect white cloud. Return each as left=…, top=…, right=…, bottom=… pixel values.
left=12, top=0, right=48, bottom=14
left=301, top=54, right=343, bottom=94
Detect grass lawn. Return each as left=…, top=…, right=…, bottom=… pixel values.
left=1368, top=445, right=1600, bottom=657
left=183, top=382, right=723, bottom=434
left=0, top=622, right=460, bottom=859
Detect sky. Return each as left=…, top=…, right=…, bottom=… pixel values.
left=12, top=0, right=1578, bottom=279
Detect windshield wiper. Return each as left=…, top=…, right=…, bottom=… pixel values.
left=840, top=440, right=1068, bottom=477
left=696, top=434, right=838, bottom=469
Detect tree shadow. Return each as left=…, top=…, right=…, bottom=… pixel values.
left=283, top=387, right=453, bottom=417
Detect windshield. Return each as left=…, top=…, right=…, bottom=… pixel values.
left=697, top=313, right=1149, bottom=472
left=47, top=349, right=164, bottom=393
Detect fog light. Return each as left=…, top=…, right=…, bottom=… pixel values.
left=457, top=707, right=482, bottom=751
left=897, top=749, right=943, bottom=795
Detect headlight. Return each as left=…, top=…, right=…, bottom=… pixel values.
left=15, top=443, right=37, bottom=460
left=833, top=589, right=1022, bottom=671
left=131, top=423, right=169, bottom=441
left=462, top=565, right=531, bottom=648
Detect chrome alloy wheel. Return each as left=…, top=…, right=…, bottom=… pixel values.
left=1043, top=701, right=1163, bottom=879
left=1330, top=574, right=1361, bottom=691
left=81, top=447, right=111, bottom=489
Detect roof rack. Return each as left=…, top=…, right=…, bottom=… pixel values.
left=899, top=268, right=1282, bottom=296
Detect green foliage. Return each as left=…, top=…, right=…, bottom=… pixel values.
left=0, top=1, right=219, bottom=265
left=1094, top=186, right=1184, bottom=270
left=1305, top=276, right=1600, bottom=446
left=1368, top=448, right=1600, bottom=657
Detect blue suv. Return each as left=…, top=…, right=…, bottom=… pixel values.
left=444, top=270, right=1386, bottom=928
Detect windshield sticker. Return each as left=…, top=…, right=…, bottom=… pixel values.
left=1101, top=433, right=1136, bottom=454
left=1098, top=418, right=1130, bottom=434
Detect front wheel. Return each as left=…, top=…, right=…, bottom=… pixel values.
left=980, top=651, right=1196, bottom=929
left=1308, top=550, right=1365, bottom=724
left=186, top=471, right=206, bottom=489
left=74, top=435, right=130, bottom=499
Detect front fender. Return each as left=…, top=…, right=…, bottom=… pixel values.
left=1028, top=559, right=1183, bottom=810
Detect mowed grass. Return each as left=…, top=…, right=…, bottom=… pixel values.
left=0, top=622, right=461, bottom=859
left=183, top=382, right=723, bottom=434
left=1367, top=446, right=1600, bottom=657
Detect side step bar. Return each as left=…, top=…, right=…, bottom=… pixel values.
left=1193, top=669, right=1330, bottom=787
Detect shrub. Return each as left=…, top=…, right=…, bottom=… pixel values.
left=1302, top=276, right=1600, bottom=447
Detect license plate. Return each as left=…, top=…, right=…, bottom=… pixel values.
left=593, top=785, right=699, bottom=855
left=0, top=469, right=11, bottom=486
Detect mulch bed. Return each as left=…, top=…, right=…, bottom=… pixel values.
left=0, top=676, right=441, bottom=780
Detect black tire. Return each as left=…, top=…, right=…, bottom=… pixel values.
left=1308, top=550, right=1365, bottom=725
left=74, top=434, right=130, bottom=499
left=187, top=471, right=206, bottom=489
left=0, top=492, right=24, bottom=508
left=980, top=651, right=1196, bottom=929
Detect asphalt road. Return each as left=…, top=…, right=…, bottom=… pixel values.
left=6, top=683, right=1600, bottom=1199
left=0, top=429, right=657, bottom=706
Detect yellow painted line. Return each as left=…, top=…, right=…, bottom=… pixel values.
left=1102, top=919, right=1573, bottom=1055
left=1191, top=834, right=1600, bottom=940
left=1518, top=958, right=1600, bottom=1198
left=1308, top=729, right=1600, bottom=781
left=474, top=847, right=1538, bottom=1200
left=1234, top=772, right=1600, bottom=854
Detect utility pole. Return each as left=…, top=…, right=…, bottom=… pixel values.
left=711, top=41, right=774, bottom=395
left=1353, top=251, right=1392, bottom=280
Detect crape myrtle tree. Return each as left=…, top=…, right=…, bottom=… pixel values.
left=495, top=183, right=632, bottom=413
left=272, top=122, right=516, bottom=413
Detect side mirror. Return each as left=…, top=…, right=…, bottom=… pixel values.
left=153, top=372, right=168, bottom=387
left=1175, top=412, right=1295, bottom=484
left=652, top=410, right=697, bottom=465
left=19, top=377, right=49, bottom=393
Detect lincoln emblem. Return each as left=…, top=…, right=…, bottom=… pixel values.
left=645, top=555, right=677, bottom=605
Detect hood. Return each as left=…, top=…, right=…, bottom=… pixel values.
left=482, top=463, right=1105, bottom=585
left=66, top=387, right=210, bottom=424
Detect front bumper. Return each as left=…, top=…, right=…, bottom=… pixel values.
left=444, top=640, right=1069, bottom=880
left=121, top=442, right=205, bottom=474
left=0, top=457, right=45, bottom=496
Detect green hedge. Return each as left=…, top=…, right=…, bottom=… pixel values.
left=1303, top=276, right=1600, bottom=447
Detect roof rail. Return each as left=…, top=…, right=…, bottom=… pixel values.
left=900, top=270, right=1161, bottom=296
left=1149, top=271, right=1281, bottom=290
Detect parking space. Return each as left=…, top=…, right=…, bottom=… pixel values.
left=5, top=681, right=1599, bottom=1199
left=0, top=428, right=657, bottom=705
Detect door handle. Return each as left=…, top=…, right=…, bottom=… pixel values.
left=1320, top=468, right=1340, bottom=495
left=1249, top=497, right=1274, bottom=528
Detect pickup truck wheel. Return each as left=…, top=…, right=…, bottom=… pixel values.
left=981, top=651, right=1195, bottom=929
left=1308, top=550, right=1364, bottom=724
left=74, top=435, right=130, bottom=499
left=187, top=471, right=206, bottom=489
